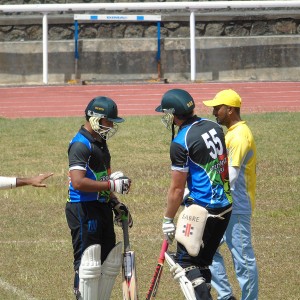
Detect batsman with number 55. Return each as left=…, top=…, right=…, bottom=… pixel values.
left=155, top=89, right=233, bottom=300
left=65, top=96, right=133, bottom=300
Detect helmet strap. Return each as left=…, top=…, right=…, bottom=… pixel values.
left=172, top=123, right=175, bottom=141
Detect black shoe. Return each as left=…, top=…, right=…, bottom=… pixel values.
left=228, top=296, right=237, bottom=300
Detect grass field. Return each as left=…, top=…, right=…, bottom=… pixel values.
left=0, top=112, right=299, bottom=300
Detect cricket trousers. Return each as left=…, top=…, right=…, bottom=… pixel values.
left=176, top=204, right=232, bottom=298
left=65, top=201, right=116, bottom=271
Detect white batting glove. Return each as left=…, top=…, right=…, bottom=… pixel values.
left=181, top=187, right=190, bottom=206
left=162, top=216, right=176, bottom=244
left=108, top=177, right=131, bottom=194
left=110, top=171, right=124, bottom=180
left=183, top=188, right=190, bottom=201
left=109, top=171, right=131, bottom=194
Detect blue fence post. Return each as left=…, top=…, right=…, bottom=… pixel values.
left=157, top=21, right=161, bottom=79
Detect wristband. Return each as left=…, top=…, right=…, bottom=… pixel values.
left=163, top=216, right=174, bottom=223
left=107, top=180, right=111, bottom=191
left=0, top=177, right=17, bottom=190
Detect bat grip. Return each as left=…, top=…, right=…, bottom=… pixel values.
left=158, top=239, right=169, bottom=263
left=122, top=219, right=130, bottom=252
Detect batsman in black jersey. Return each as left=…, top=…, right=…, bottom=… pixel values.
left=156, top=89, right=232, bottom=300
left=65, top=96, right=132, bottom=300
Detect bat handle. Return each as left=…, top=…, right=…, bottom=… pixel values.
left=122, top=218, right=130, bottom=252
left=158, top=239, right=169, bottom=263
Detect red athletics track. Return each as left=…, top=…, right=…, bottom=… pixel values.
left=0, top=81, right=300, bottom=118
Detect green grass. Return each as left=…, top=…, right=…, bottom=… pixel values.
left=0, top=112, right=299, bottom=300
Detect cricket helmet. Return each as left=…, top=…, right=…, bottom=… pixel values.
left=85, top=96, right=124, bottom=140
left=85, top=96, right=124, bottom=123
left=155, top=89, right=195, bottom=115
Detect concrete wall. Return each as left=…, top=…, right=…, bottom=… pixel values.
left=0, top=35, right=299, bottom=85
left=1, top=7, right=300, bottom=85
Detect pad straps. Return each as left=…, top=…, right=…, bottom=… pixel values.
left=208, top=206, right=232, bottom=220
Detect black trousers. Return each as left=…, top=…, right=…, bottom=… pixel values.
left=176, top=205, right=232, bottom=279
left=65, top=201, right=116, bottom=271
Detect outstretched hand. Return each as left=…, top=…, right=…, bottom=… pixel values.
left=23, top=173, right=54, bottom=187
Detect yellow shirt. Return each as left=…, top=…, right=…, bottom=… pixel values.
left=226, top=121, right=256, bottom=214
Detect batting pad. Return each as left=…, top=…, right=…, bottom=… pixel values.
left=165, top=252, right=196, bottom=300
left=98, top=242, right=123, bottom=300
left=175, top=205, right=208, bottom=257
left=79, top=244, right=101, bottom=300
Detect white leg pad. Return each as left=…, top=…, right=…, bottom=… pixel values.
left=98, top=242, right=123, bottom=300
left=78, top=244, right=102, bottom=300
left=165, top=252, right=196, bottom=300
left=175, top=204, right=208, bottom=257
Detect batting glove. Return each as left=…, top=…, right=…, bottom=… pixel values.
left=110, top=171, right=124, bottom=180
left=108, top=177, right=131, bottom=194
left=162, top=216, right=176, bottom=244
left=111, top=202, right=133, bottom=228
left=182, top=187, right=190, bottom=205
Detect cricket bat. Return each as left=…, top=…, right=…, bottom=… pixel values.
left=122, top=218, right=138, bottom=300
left=145, top=239, right=169, bottom=300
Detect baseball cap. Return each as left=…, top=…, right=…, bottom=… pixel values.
left=203, top=89, right=242, bottom=108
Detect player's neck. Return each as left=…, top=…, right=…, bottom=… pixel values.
left=228, top=117, right=241, bottom=128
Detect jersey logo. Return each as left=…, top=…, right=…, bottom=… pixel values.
left=88, top=219, right=98, bottom=233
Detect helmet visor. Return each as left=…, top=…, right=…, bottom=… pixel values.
left=161, top=108, right=175, bottom=130
left=89, top=116, right=118, bottom=140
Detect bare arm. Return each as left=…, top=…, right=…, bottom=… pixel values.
left=0, top=173, right=53, bottom=190
left=164, top=170, right=188, bottom=219
left=69, top=169, right=109, bottom=192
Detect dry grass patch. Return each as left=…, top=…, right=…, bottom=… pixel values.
left=0, top=112, right=299, bottom=299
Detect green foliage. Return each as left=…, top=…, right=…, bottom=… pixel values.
left=0, top=112, right=299, bottom=299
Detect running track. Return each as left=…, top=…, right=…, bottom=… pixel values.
left=0, top=81, right=299, bottom=118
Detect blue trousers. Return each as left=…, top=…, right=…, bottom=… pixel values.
left=210, top=214, right=258, bottom=300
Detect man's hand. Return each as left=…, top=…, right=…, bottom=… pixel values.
left=110, top=171, right=124, bottom=180
left=111, top=201, right=133, bottom=228
left=17, top=173, right=54, bottom=188
left=108, top=177, right=131, bottom=194
left=162, top=216, right=176, bottom=244
left=108, top=171, right=131, bottom=194
left=183, top=187, right=190, bottom=201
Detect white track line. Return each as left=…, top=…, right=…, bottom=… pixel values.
left=0, top=239, right=68, bottom=244
left=0, top=278, right=38, bottom=300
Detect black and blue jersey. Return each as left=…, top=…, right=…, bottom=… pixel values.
left=170, top=116, right=232, bottom=209
left=67, top=126, right=111, bottom=203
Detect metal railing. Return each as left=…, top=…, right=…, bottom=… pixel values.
left=1, top=1, right=300, bottom=84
